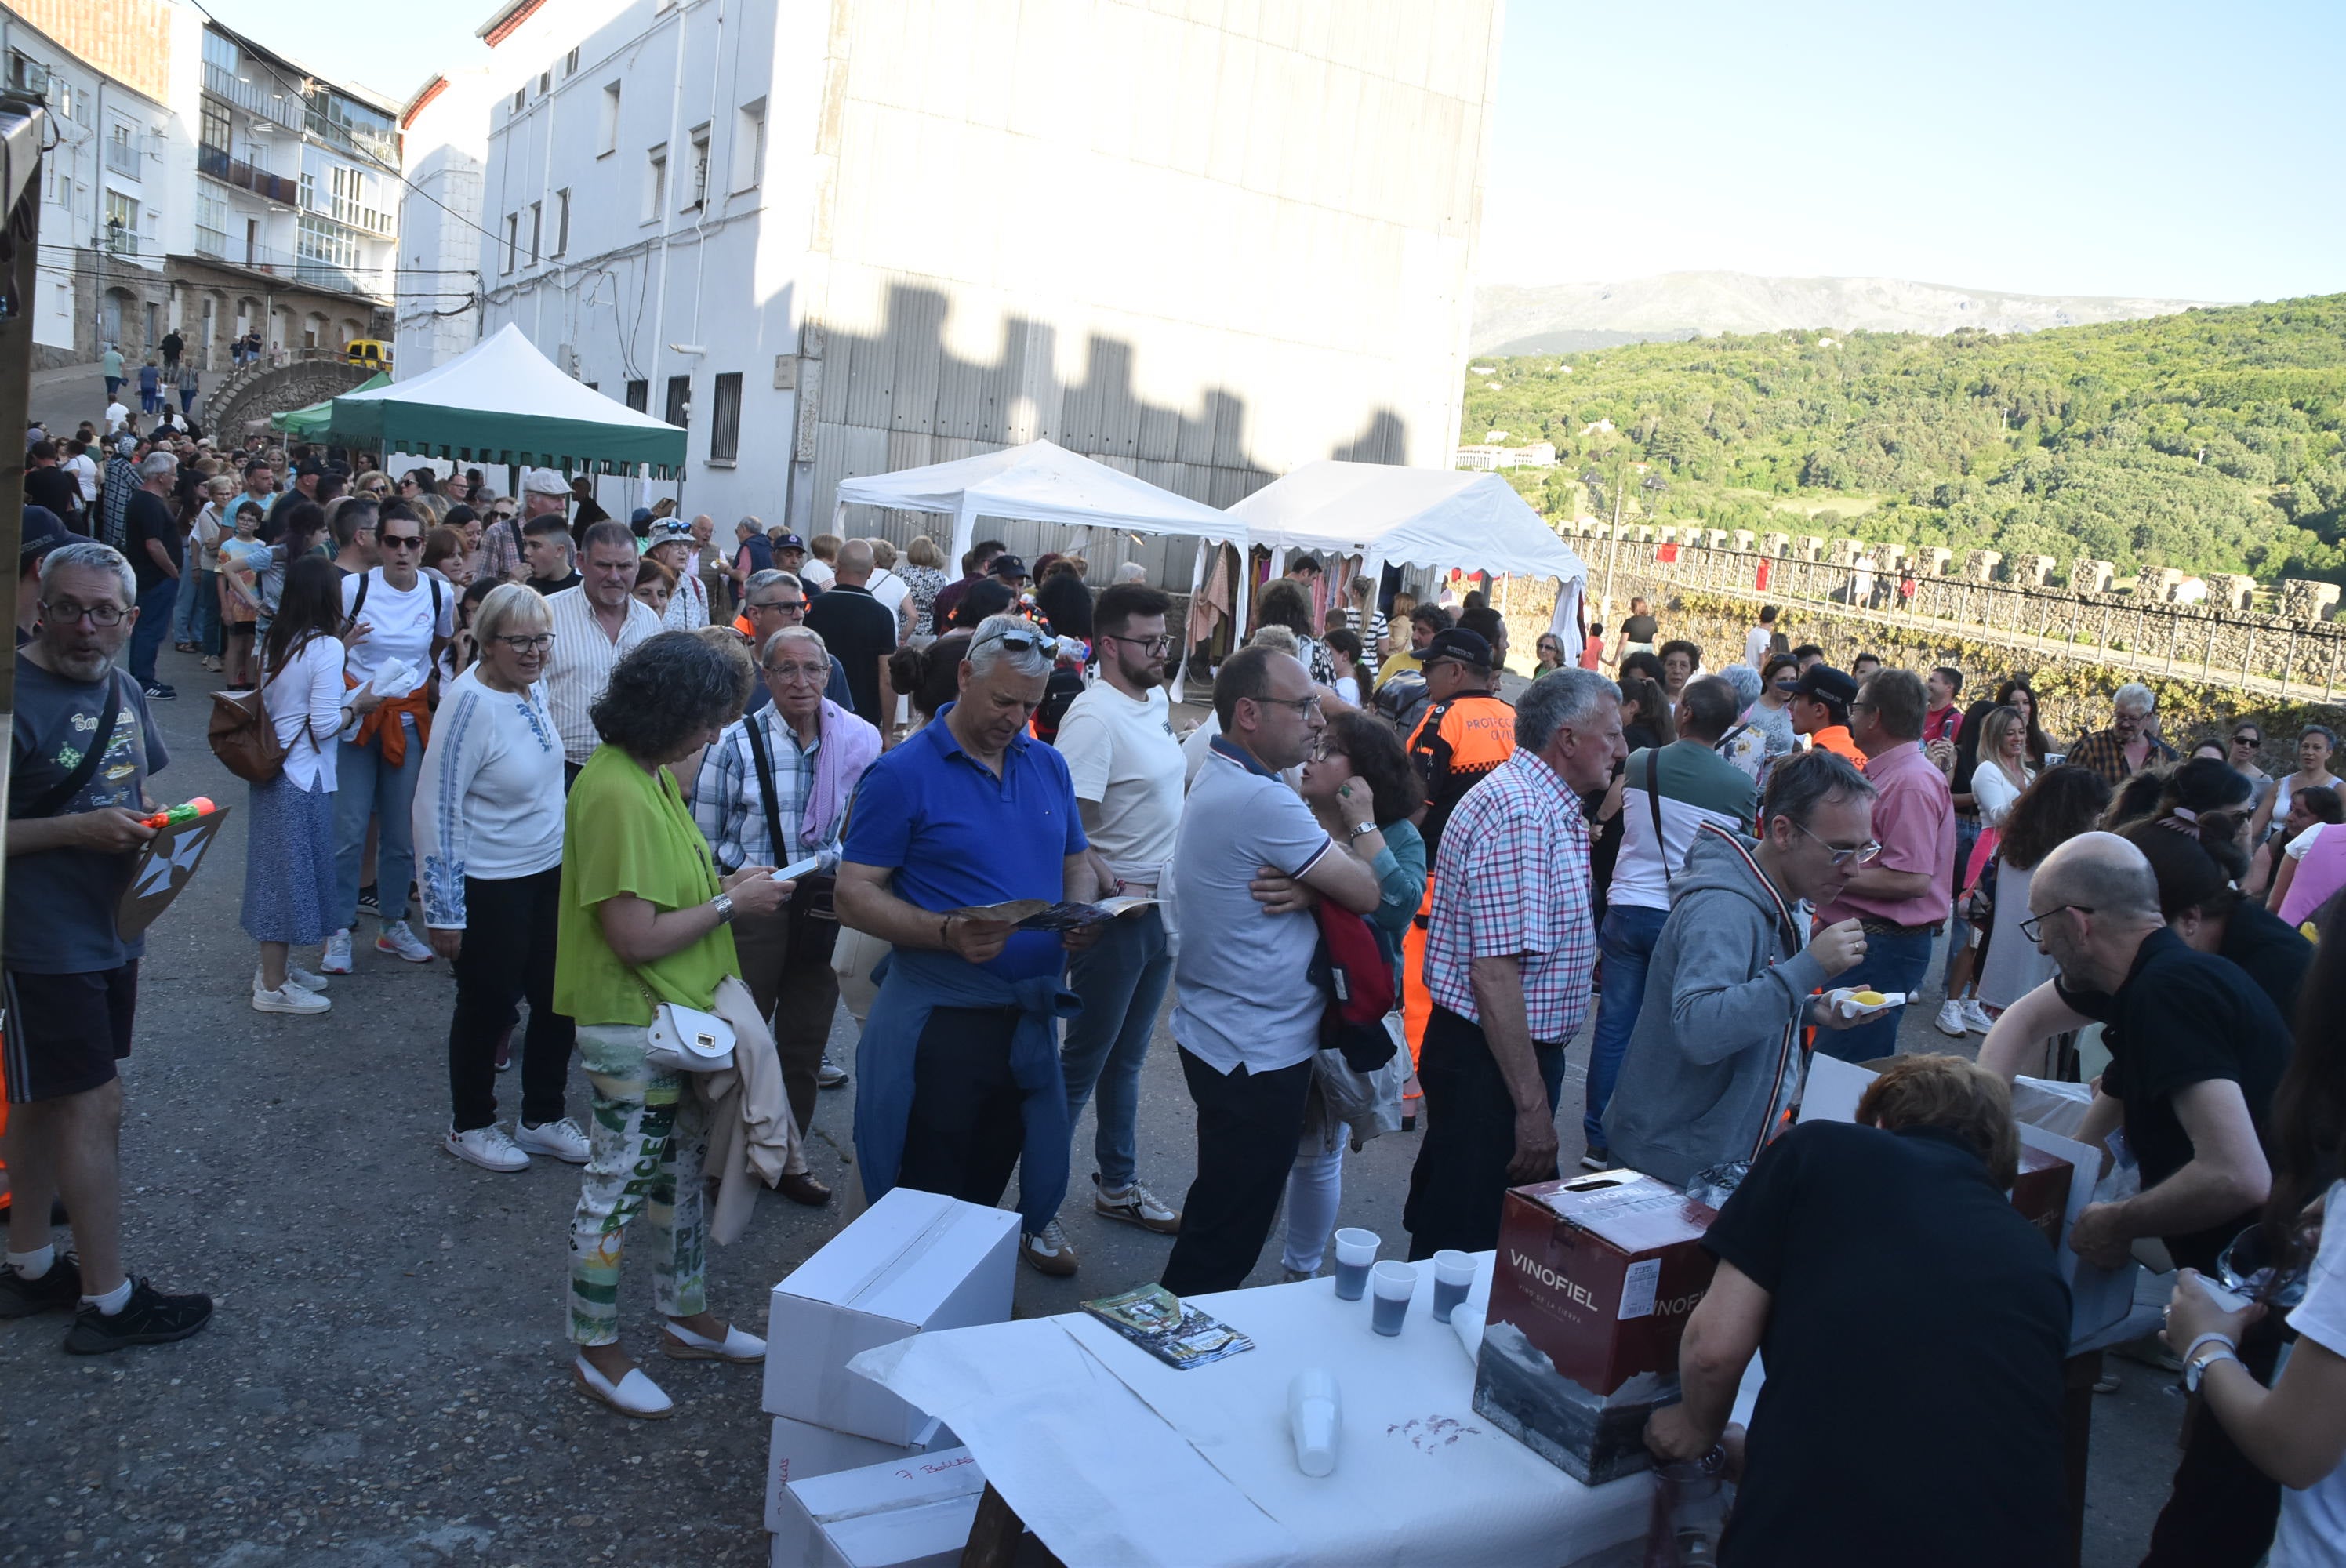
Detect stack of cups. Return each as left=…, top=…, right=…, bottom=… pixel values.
left=1331, top=1229, right=1380, bottom=1301
left=1370, top=1261, right=1417, bottom=1336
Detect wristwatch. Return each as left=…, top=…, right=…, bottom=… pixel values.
left=710, top=893, right=735, bottom=924
left=1347, top=819, right=1380, bottom=838
left=2182, top=1332, right=2239, bottom=1392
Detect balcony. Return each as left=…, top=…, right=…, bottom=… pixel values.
left=104, top=139, right=142, bottom=180
left=204, top=60, right=302, bottom=135
left=198, top=143, right=298, bottom=207
left=306, top=111, right=398, bottom=169
left=194, top=224, right=230, bottom=260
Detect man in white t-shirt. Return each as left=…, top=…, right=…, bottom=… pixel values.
left=1161, top=644, right=1383, bottom=1298
left=1745, top=604, right=1778, bottom=671
left=1019, top=584, right=1189, bottom=1278
left=104, top=399, right=129, bottom=435
left=325, top=501, right=456, bottom=974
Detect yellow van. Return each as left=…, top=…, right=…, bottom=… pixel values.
left=346, top=339, right=394, bottom=370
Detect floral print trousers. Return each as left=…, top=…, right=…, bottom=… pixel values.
left=567, top=1023, right=710, bottom=1346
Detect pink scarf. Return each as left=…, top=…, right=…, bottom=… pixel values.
left=804, top=698, right=881, bottom=848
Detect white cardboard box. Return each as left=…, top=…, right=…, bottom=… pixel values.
left=765, top=1414, right=950, bottom=1536
left=763, top=1186, right=1019, bottom=1443
left=775, top=1446, right=985, bottom=1568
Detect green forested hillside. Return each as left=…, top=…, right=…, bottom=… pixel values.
left=1465, top=295, right=2346, bottom=585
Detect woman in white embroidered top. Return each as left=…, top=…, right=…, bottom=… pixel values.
left=242, top=557, right=378, bottom=1014
left=411, top=584, right=586, bottom=1174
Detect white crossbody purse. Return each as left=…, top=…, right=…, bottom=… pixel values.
left=644, top=1000, right=736, bottom=1073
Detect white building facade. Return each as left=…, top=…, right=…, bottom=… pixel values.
left=392, top=69, right=497, bottom=375
left=454, top=0, right=1500, bottom=554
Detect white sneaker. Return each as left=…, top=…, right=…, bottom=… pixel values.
left=320, top=928, right=354, bottom=975
left=252, top=982, right=330, bottom=1014
left=514, top=1116, right=590, bottom=1164
left=254, top=964, right=331, bottom=994
left=376, top=920, right=433, bottom=964
left=1019, top=1221, right=1080, bottom=1277
left=442, top=1124, right=530, bottom=1172
left=1934, top=1000, right=1968, bottom=1037
left=1094, top=1176, right=1182, bottom=1235
left=1962, top=1000, right=1995, bottom=1034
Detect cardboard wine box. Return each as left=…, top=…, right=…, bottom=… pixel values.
left=1472, top=1171, right=1719, bottom=1484
left=2009, top=1144, right=2075, bottom=1252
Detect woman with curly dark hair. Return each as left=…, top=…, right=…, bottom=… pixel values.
left=1278, top=710, right=1427, bottom=1279
left=555, top=631, right=790, bottom=1418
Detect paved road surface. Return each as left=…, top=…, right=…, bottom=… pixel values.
left=0, top=642, right=2185, bottom=1566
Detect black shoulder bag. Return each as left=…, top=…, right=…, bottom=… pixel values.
left=743, top=713, right=839, bottom=963
left=13, top=672, right=125, bottom=821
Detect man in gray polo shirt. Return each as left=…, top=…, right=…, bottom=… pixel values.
left=1161, top=644, right=1383, bottom=1297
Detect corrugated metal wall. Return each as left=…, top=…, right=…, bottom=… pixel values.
left=797, top=0, right=1501, bottom=564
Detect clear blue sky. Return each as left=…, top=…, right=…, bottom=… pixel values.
left=202, top=0, right=2345, bottom=303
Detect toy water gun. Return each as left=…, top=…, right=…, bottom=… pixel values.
left=140, top=796, right=217, bottom=829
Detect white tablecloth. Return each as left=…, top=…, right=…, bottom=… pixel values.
left=852, top=1256, right=1685, bottom=1568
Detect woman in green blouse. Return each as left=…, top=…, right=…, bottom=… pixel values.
left=557, top=631, right=789, bottom=1418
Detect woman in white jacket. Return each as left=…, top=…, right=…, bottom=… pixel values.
left=412, top=584, right=585, bottom=1173
left=243, top=557, right=379, bottom=1013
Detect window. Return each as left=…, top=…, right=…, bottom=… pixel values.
left=511, top=87, right=525, bottom=114
left=624, top=379, right=649, bottom=413
left=298, top=170, right=315, bottom=211
left=685, top=124, right=710, bottom=211
left=502, top=212, right=518, bottom=274
left=553, top=189, right=570, bottom=256
left=200, top=103, right=229, bottom=154
left=664, top=375, right=691, bottom=430
left=644, top=143, right=667, bottom=222
left=50, top=78, right=73, bottom=122
left=731, top=100, right=766, bottom=192
left=298, top=216, right=358, bottom=269
left=528, top=201, right=542, bottom=264
left=709, top=372, right=743, bottom=463
left=597, top=82, right=621, bottom=156
left=537, top=71, right=550, bottom=96
left=564, top=47, right=579, bottom=78
left=103, top=190, right=138, bottom=254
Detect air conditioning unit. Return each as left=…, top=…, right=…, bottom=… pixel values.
left=6, top=55, right=49, bottom=98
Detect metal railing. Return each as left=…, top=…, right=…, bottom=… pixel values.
left=103, top=137, right=141, bottom=179
left=198, top=144, right=298, bottom=207
left=204, top=60, right=302, bottom=135
left=193, top=224, right=230, bottom=260
left=1593, top=538, right=2346, bottom=706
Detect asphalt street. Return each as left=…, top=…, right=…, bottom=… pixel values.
left=0, top=641, right=2185, bottom=1567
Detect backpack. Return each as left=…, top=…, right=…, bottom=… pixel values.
left=1309, top=901, right=1400, bottom=1073
left=208, top=686, right=286, bottom=783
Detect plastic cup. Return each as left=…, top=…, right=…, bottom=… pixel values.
left=1370, top=1261, right=1417, bottom=1336
left=1430, top=1250, right=1475, bottom=1323
left=1331, top=1228, right=1380, bottom=1301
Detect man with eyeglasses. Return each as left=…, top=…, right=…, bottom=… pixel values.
left=1162, top=644, right=1384, bottom=1295
left=736, top=570, right=853, bottom=717
left=1604, top=750, right=1883, bottom=1186
left=837, top=615, right=1102, bottom=1240
left=0, top=540, right=214, bottom=1351
left=1812, top=669, right=1956, bottom=1062
left=1023, top=583, right=1189, bottom=1277
left=324, top=500, right=455, bottom=973
left=694, top=624, right=886, bottom=1208
left=544, top=521, right=664, bottom=788
left=2066, top=681, right=2178, bottom=789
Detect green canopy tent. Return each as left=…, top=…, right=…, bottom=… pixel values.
left=269, top=372, right=390, bottom=438
left=321, top=324, right=688, bottom=478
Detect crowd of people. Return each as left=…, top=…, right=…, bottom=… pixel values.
left=2, top=463, right=2341, bottom=1565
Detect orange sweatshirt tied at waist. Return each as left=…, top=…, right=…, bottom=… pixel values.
left=347, top=673, right=433, bottom=767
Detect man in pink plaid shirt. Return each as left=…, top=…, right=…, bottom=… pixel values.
left=1404, top=666, right=1625, bottom=1258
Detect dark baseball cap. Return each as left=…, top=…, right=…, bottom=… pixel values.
left=1421, top=627, right=1493, bottom=670
left=772, top=532, right=807, bottom=553
left=20, top=504, right=67, bottom=561
left=988, top=554, right=1030, bottom=580
left=1792, top=664, right=1858, bottom=709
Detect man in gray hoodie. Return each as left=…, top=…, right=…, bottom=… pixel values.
left=1603, top=749, right=1886, bottom=1186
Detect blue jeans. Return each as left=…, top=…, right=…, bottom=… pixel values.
left=1943, top=815, right=1981, bottom=990
left=333, top=719, right=422, bottom=927
left=1584, top=902, right=1669, bottom=1149
left=189, top=568, right=222, bottom=655
left=1818, top=926, right=1938, bottom=1063
left=128, top=577, right=176, bottom=687
left=1059, top=906, right=1172, bottom=1192
left=169, top=565, right=198, bottom=644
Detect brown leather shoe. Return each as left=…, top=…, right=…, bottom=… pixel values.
left=775, top=1171, right=833, bottom=1207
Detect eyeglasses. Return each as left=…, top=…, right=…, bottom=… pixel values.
left=765, top=661, right=828, bottom=682
left=40, top=598, right=125, bottom=626
left=491, top=633, right=555, bottom=654
left=1102, top=632, right=1173, bottom=655
left=2019, top=905, right=2094, bottom=944
left=1255, top=693, right=1324, bottom=717
left=380, top=534, right=423, bottom=550
left=1791, top=820, right=1880, bottom=866
left=973, top=625, right=1047, bottom=652
left=748, top=597, right=807, bottom=616
left=490, top=510, right=516, bottom=521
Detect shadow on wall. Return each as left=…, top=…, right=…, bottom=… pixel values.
left=810, top=281, right=1412, bottom=576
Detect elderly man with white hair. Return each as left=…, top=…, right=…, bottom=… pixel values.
left=479, top=467, right=570, bottom=585
left=122, top=449, right=183, bottom=699
left=836, top=615, right=1102, bottom=1238
left=2066, top=681, right=2177, bottom=789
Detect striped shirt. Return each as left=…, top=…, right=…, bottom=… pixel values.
left=543, top=586, right=663, bottom=767
left=692, top=706, right=831, bottom=874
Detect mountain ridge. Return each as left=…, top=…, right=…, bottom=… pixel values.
left=1470, top=271, right=2229, bottom=356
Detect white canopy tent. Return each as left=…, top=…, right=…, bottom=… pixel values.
left=1226, top=461, right=1591, bottom=660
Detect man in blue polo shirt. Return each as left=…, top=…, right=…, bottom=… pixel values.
left=837, top=615, right=1102, bottom=1241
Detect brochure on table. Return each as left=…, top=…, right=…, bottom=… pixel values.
left=850, top=1260, right=1665, bottom=1568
